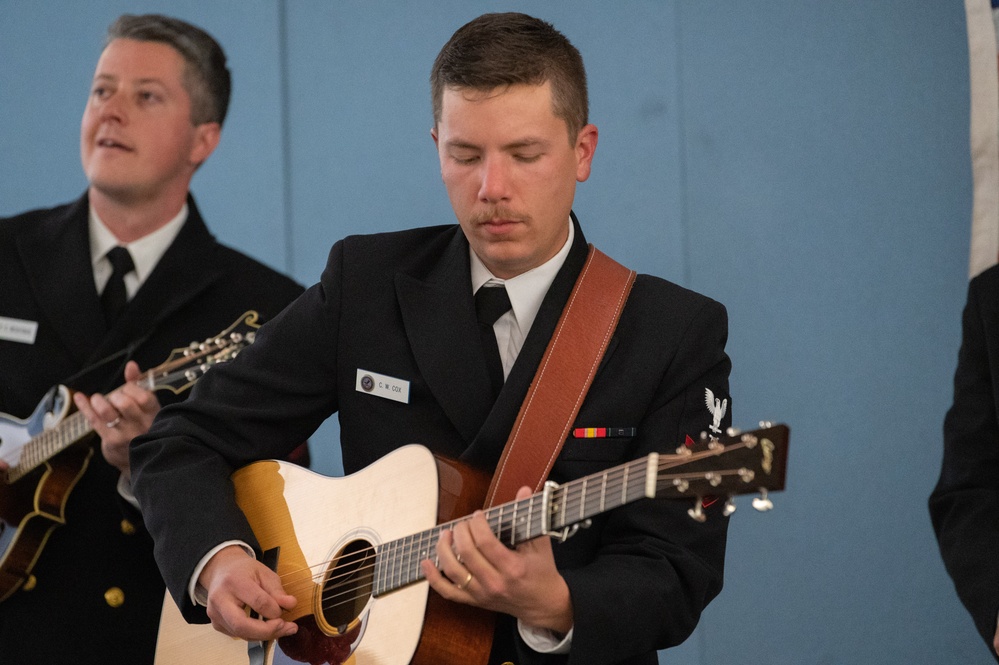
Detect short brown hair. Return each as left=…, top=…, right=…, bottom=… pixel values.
left=106, top=14, right=231, bottom=126
left=430, top=12, right=588, bottom=142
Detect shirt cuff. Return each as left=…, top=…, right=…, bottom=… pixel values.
left=518, top=620, right=573, bottom=654
left=116, top=474, right=140, bottom=509
left=188, top=541, right=256, bottom=606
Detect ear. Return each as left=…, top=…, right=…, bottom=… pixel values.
left=574, top=124, right=598, bottom=182
left=430, top=125, right=440, bottom=149
left=189, top=122, right=222, bottom=167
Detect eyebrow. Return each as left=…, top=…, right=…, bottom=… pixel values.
left=445, top=137, right=549, bottom=152
left=91, top=73, right=169, bottom=88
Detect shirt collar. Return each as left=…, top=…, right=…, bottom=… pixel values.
left=470, top=220, right=574, bottom=335
left=89, top=204, right=188, bottom=285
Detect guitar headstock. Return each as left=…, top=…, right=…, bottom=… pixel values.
left=656, top=422, right=789, bottom=521
left=144, top=311, right=262, bottom=394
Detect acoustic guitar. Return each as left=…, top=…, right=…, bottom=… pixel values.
left=154, top=423, right=789, bottom=665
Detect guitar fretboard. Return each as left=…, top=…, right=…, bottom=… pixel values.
left=371, top=455, right=658, bottom=596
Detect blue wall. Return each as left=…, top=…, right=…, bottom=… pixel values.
left=0, top=1, right=980, bottom=662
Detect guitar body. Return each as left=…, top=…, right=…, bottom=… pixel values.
left=0, top=386, right=90, bottom=601
left=242, top=446, right=437, bottom=665
left=155, top=445, right=498, bottom=665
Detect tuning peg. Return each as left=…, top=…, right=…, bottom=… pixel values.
left=752, top=489, right=773, bottom=512
left=687, top=497, right=707, bottom=523
left=723, top=496, right=737, bottom=516
left=725, top=426, right=742, bottom=437
left=758, top=420, right=773, bottom=428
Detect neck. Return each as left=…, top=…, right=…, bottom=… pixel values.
left=88, top=186, right=188, bottom=244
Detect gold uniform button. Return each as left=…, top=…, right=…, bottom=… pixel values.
left=22, top=575, right=36, bottom=592
left=501, top=662, right=515, bottom=665
left=120, top=519, right=136, bottom=535
left=104, top=587, right=125, bottom=608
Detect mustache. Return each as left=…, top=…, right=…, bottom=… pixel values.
left=469, top=207, right=530, bottom=225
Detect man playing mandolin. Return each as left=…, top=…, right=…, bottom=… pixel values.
left=0, top=14, right=304, bottom=665
left=132, top=12, right=734, bottom=665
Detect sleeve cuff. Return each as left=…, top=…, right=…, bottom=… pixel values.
left=116, top=474, right=141, bottom=509
left=518, top=620, right=573, bottom=654
left=188, top=541, right=256, bottom=606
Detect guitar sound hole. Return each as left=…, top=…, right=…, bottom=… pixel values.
left=321, top=539, right=374, bottom=631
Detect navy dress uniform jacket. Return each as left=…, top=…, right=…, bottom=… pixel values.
left=132, top=215, right=733, bottom=665
left=931, top=263, right=999, bottom=663
left=0, top=193, right=304, bottom=665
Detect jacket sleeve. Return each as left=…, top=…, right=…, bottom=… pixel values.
left=129, top=241, right=346, bottom=622
left=930, top=274, right=999, bottom=660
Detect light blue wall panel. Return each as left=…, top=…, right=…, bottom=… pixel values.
left=677, top=1, right=981, bottom=663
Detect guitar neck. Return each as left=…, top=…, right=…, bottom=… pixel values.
left=372, top=455, right=658, bottom=597
left=370, top=425, right=788, bottom=597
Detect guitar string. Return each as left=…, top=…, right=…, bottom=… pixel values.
left=266, top=445, right=760, bottom=614
left=271, top=446, right=753, bottom=599
left=307, top=466, right=758, bottom=615
left=272, top=468, right=636, bottom=603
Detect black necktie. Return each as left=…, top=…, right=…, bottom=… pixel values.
left=475, top=285, right=512, bottom=397
left=101, top=246, right=134, bottom=326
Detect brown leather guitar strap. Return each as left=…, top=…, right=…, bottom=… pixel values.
left=484, top=245, right=637, bottom=508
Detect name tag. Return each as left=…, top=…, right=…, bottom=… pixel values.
left=0, top=316, right=38, bottom=345
left=355, top=369, right=410, bottom=404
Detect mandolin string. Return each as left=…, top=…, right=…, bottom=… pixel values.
left=5, top=339, right=245, bottom=474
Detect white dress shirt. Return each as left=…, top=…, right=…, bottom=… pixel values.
left=89, top=204, right=188, bottom=505
left=89, top=203, right=188, bottom=298
left=470, top=221, right=574, bottom=379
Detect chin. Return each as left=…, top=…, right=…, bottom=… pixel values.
left=88, top=179, right=146, bottom=203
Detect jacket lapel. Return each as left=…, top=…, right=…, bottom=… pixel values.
left=395, top=230, right=497, bottom=445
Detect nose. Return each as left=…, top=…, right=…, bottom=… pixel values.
left=477, top=156, right=510, bottom=203
left=97, top=92, right=127, bottom=124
